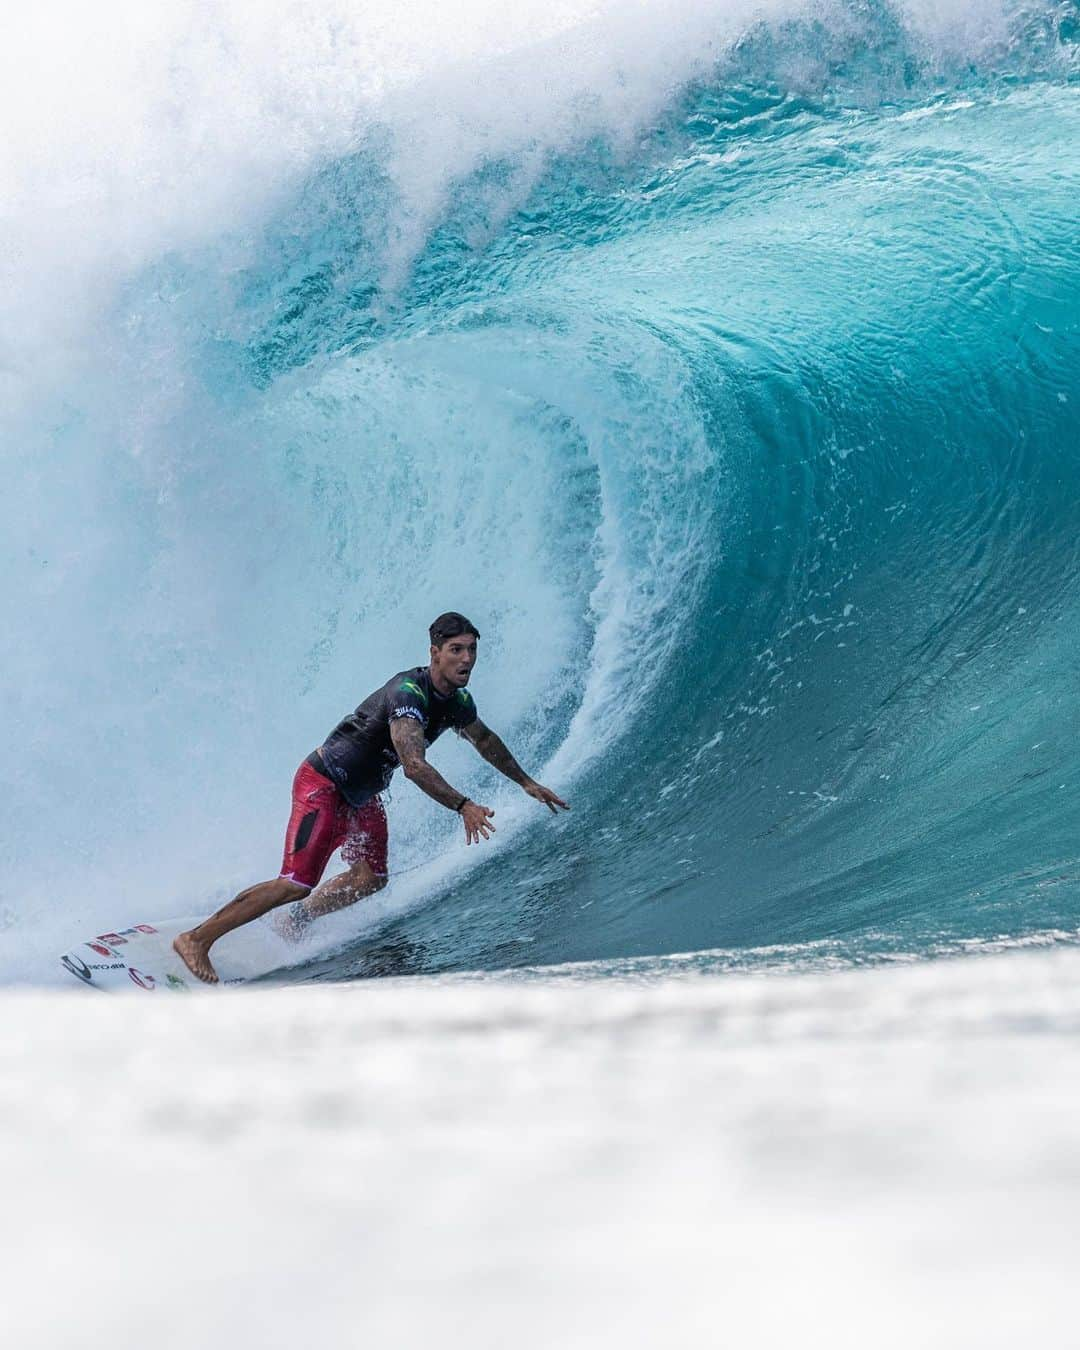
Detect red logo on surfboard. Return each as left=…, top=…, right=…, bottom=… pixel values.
left=86, top=942, right=114, bottom=957
left=98, top=932, right=127, bottom=945
left=128, top=968, right=156, bottom=990
left=134, top=924, right=158, bottom=934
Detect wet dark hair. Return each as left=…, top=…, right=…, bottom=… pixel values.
left=429, top=612, right=480, bottom=647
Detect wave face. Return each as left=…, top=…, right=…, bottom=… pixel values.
left=2, top=0, right=1079, bottom=982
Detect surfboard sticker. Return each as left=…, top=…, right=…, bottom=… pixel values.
left=58, top=916, right=282, bottom=991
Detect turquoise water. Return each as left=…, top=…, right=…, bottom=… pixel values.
left=2, top=0, right=1078, bottom=982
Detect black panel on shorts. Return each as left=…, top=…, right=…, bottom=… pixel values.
left=295, top=809, right=319, bottom=852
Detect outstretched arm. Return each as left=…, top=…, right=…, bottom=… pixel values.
left=390, top=716, right=467, bottom=809
left=461, top=719, right=570, bottom=814
left=390, top=717, right=495, bottom=843
left=461, top=719, right=530, bottom=785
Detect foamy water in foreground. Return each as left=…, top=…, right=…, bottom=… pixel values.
left=5, top=946, right=1078, bottom=1347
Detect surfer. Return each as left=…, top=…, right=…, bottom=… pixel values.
left=174, top=612, right=569, bottom=982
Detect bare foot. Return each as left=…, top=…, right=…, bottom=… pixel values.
left=173, top=931, right=219, bottom=984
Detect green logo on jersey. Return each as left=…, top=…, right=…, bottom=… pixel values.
left=399, top=679, right=428, bottom=705
left=455, top=689, right=473, bottom=705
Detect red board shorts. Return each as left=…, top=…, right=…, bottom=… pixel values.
left=279, top=759, right=388, bottom=890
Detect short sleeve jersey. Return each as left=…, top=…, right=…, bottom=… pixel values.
left=317, top=666, right=479, bottom=806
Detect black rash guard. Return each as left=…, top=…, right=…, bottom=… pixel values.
left=314, top=666, right=479, bottom=807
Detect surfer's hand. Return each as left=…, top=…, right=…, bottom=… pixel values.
left=524, top=781, right=570, bottom=814
left=461, top=800, right=496, bottom=844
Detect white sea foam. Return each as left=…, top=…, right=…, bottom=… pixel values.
left=0, top=0, right=1042, bottom=384
left=4, top=945, right=1080, bottom=1346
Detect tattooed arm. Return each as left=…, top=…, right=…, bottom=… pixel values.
left=460, top=719, right=530, bottom=785
left=390, top=716, right=496, bottom=842
left=461, top=719, right=570, bottom=814
left=390, top=716, right=468, bottom=809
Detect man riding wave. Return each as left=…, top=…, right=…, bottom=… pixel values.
left=174, top=612, right=569, bottom=982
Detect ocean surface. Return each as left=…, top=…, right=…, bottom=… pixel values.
left=1, top=1, right=1078, bottom=1342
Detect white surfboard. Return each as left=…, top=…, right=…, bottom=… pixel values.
left=58, top=917, right=284, bottom=991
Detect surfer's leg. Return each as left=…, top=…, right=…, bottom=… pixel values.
left=302, top=859, right=388, bottom=921
left=174, top=876, right=311, bottom=983
left=292, top=797, right=389, bottom=924
left=174, top=758, right=340, bottom=982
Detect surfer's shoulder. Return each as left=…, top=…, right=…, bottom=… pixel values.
left=391, top=667, right=428, bottom=699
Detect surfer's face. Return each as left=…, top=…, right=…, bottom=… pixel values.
left=430, top=634, right=477, bottom=687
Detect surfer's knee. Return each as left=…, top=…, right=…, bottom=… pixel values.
left=275, top=877, right=311, bottom=900
left=346, top=862, right=386, bottom=894
left=337, top=864, right=388, bottom=896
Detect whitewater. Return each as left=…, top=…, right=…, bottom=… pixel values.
left=2, top=0, right=1079, bottom=1343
